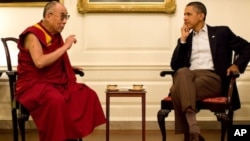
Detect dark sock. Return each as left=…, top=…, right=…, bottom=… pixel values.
left=185, top=108, right=200, bottom=134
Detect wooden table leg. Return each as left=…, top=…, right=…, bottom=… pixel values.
left=106, top=93, right=110, bottom=141
left=105, top=91, right=146, bottom=141
left=142, top=94, right=146, bottom=141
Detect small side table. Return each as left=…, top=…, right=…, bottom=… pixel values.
left=106, top=90, right=146, bottom=141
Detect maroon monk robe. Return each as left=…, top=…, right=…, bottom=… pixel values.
left=16, top=21, right=106, bottom=141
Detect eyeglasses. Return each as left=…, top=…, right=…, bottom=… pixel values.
left=50, top=13, right=70, bottom=21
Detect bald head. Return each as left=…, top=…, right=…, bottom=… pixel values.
left=43, top=1, right=62, bottom=18
left=41, top=1, right=68, bottom=34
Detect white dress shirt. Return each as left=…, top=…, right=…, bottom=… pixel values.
left=189, top=25, right=214, bottom=70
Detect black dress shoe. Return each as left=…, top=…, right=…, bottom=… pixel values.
left=189, top=133, right=205, bottom=141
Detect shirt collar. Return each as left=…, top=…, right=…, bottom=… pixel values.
left=193, top=24, right=207, bottom=35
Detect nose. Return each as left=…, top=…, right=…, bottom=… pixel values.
left=62, top=18, right=67, bottom=24
left=183, top=15, right=187, bottom=20
left=184, top=16, right=189, bottom=23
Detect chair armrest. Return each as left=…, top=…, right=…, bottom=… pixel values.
left=160, top=70, right=175, bottom=77
left=0, top=70, right=5, bottom=77
left=5, top=69, right=84, bottom=78
left=5, top=70, right=18, bottom=78
left=227, top=71, right=240, bottom=99
left=229, top=71, right=240, bottom=78
left=226, top=71, right=240, bottom=109
left=73, top=68, right=84, bottom=77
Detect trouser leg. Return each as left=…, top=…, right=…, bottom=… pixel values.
left=170, top=68, right=194, bottom=134
left=170, top=68, right=222, bottom=134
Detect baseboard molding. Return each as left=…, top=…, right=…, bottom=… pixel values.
left=1, top=120, right=249, bottom=130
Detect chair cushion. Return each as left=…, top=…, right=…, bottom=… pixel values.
left=163, top=96, right=227, bottom=103
left=163, top=96, right=172, bottom=101
left=161, top=96, right=228, bottom=112
left=202, top=97, right=227, bottom=104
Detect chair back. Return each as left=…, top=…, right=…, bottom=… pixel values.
left=1, top=37, right=19, bottom=106
left=1, top=37, right=18, bottom=71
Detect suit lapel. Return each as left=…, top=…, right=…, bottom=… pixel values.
left=207, top=25, right=217, bottom=60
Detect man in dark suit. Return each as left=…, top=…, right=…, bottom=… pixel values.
left=170, top=1, right=250, bottom=141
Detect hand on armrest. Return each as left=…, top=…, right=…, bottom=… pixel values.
left=229, top=71, right=240, bottom=78
left=72, top=67, right=84, bottom=77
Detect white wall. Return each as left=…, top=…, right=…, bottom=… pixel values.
left=1, top=0, right=250, bottom=130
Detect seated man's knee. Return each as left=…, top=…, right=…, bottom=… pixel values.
left=174, top=67, right=191, bottom=78
left=43, top=89, right=65, bottom=107
left=176, top=67, right=190, bottom=73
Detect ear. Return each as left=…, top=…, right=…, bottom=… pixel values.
left=199, top=13, right=205, bottom=21
left=45, top=12, right=52, bottom=19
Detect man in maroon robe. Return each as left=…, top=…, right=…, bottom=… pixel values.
left=15, top=1, right=106, bottom=141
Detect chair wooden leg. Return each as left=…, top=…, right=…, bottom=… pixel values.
left=157, top=109, right=171, bottom=141
left=216, top=112, right=228, bottom=141
left=220, top=120, right=227, bottom=141
left=12, top=109, right=19, bottom=141
left=216, top=111, right=234, bottom=141
left=227, top=112, right=234, bottom=141
left=18, top=118, right=26, bottom=141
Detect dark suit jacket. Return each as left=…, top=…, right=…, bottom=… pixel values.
left=170, top=25, right=250, bottom=110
